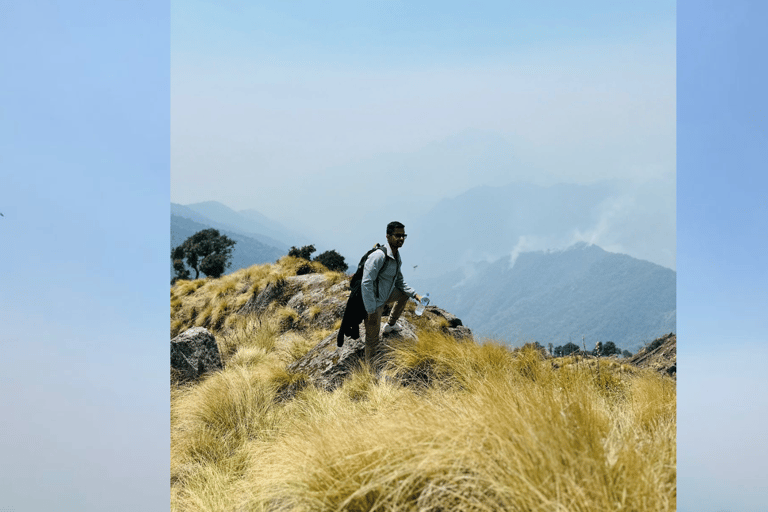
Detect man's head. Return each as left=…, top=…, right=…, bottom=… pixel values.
left=386, top=221, right=405, bottom=235
left=386, top=221, right=407, bottom=252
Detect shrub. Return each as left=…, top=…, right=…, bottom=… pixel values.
left=602, top=341, right=620, bottom=356
left=313, top=250, right=349, bottom=273
left=561, top=342, right=580, bottom=356
left=288, top=244, right=316, bottom=260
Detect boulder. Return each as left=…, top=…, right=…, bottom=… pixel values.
left=424, top=306, right=474, bottom=340
left=171, top=327, right=223, bottom=383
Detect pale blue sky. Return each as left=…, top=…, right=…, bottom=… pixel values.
left=1, top=1, right=170, bottom=510
left=676, top=2, right=768, bottom=511
left=2, top=1, right=767, bottom=511
left=171, top=1, right=678, bottom=276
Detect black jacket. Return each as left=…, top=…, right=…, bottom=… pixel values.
left=337, top=282, right=366, bottom=346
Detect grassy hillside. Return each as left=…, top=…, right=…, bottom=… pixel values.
left=170, top=259, right=676, bottom=512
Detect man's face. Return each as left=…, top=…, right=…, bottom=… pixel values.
left=387, top=227, right=407, bottom=250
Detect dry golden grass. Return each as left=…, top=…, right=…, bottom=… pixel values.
left=172, top=343, right=674, bottom=511
left=172, top=260, right=297, bottom=338
left=171, top=262, right=676, bottom=512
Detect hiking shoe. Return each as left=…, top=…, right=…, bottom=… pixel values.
left=382, top=322, right=402, bottom=334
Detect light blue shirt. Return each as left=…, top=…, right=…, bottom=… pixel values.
left=361, top=243, right=417, bottom=315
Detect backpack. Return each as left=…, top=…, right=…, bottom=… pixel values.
left=349, top=243, right=390, bottom=289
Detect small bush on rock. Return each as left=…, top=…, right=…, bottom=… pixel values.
left=313, top=249, right=348, bottom=273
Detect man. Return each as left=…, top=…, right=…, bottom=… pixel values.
left=361, top=221, right=423, bottom=368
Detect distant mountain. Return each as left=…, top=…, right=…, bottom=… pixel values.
left=171, top=215, right=285, bottom=279
left=171, top=201, right=308, bottom=251
left=406, top=180, right=675, bottom=277
left=236, top=208, right=310, bottom=245
left=410, top=243, right=675, bottom=353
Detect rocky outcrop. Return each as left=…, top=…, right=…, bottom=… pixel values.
left=237, top=274, right=348, bottom=330
left=627, top=332, right=676, bottom=379
left=286, top=305, right=472, bottom=394
left=171, top=327, right=223, bottom=383
left=173, top=266, right=474, bottom=392
left=286, top=319, right=419, bottom=393
left=238, top=279, right=297, bottom=316
left=284, top=276, right=348, bottom=330
left=423, top=306, right=473, bottom=340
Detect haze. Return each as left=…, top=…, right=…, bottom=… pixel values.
left=172, top=1, right=676, bottom=270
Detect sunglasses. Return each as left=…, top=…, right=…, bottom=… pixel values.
left=391, top=234, right=408, bottom=239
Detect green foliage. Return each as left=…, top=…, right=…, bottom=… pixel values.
left=561, top=342, right=580, bottom=356
left=645, top=337, right=666, bottom=352
left=622, top=349, right=633, bottom=358
left=199, top=253, right=228, bottom=278
left=602, top=341, right=620, bottom=356
left=288, top=244, right=316, bottom=260
left=592, top=341, right=620, bottom=357
left=287, top=245, right=349, bottom=273
left=171, top=246, right=191, bottom=284
left=313, top=249, right=349, bottom=273
left=172, top=228, right=236, bottom=280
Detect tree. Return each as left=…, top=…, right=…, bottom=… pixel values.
left=172, top=229, right=236, bottom=281
left=601, top=341, right=619, bottom=357
left=313, top=250, right=348, bottom=273
left=561, top=342, right=580, bottom=356
left=288, top=244, right=316, bottom=260
left=171, top=245, right=191, bottom=284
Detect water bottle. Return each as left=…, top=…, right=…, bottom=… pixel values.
left=415, top=293, right=430, bottom=316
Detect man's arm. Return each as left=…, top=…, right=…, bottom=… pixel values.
left=395, top=264, right=418, bottom=301
left=361, top=250, right=386, bottom=315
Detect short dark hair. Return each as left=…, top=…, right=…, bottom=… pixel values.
left=386, top=221, right=405, bottom=235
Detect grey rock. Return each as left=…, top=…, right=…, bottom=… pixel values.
left=426, top=306, right=463, bottom=327
left=425, top=305, right=474, bottom=341
left=626, top=332, right=676, bottom=379
left=171, top=327, right=223, bottom=383
left=286, top=319, right=418, bottom=393
left=283, top=275, right=347, bottom=329
left=285, top=308, right=474, bottom=396
left=237, top=274, right=346, bottom=331
left=237, top=279, right=297, bottom=316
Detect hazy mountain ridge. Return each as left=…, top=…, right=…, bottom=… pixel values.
left=407, top=179, right=675, bottom=277
left=411, top=242, right=675, bottom=353
left=171, top=201, right=303, bottom=251
left=171, top=215, right=284, bottom=278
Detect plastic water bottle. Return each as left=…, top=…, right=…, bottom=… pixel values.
left=415, top=293, right=430, bottom=316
